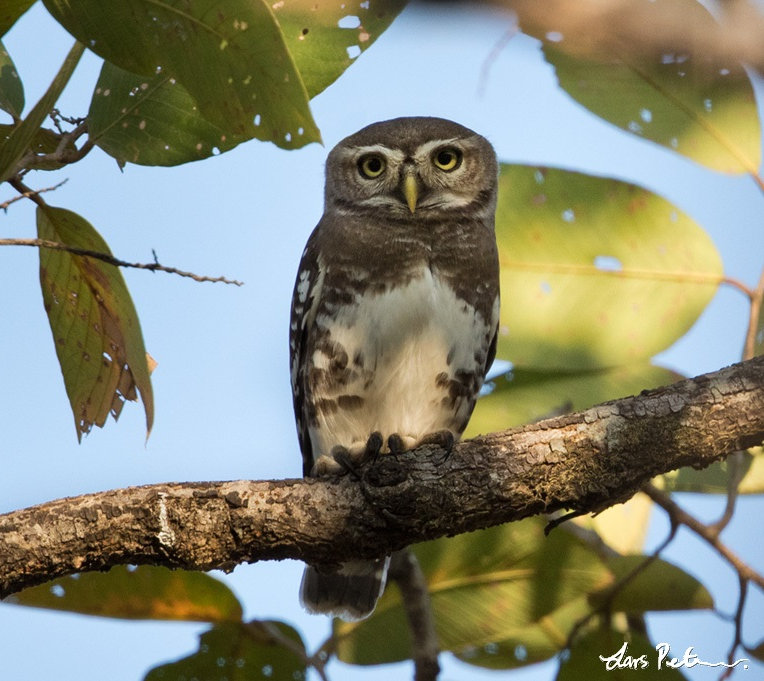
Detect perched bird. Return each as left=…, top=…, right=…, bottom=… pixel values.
left=289, top=116, right=500, bottom=620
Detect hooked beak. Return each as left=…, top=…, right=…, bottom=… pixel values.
left=402, top=173, right=418, bottom=213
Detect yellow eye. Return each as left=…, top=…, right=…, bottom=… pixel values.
left=358, top=154, right=386, bottom=178
left=433, top=147, right=461, bottom=171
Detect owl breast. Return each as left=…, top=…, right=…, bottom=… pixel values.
left=307, top=265, right=494, bottom=457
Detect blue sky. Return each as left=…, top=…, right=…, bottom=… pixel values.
left=1, top=2, right=762, bottom=680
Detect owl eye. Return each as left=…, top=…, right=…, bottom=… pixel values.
left=432, top=147, right=462, bottom=171
left=358, top=154, right=386, bottom=178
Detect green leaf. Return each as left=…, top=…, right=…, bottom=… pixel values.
left=0, top=0, right=35, bottom=37
left=495, top=165, right=723, bottom=370
left=44, top=0, right=320, bottom=148
left=468, top=363, right=681, bottom=435
left=0, top=40, right=83, bottom=181
left=0, top=41, right=23, bottom=118
left=661, top=447, right=764, bottom=494
left=558, top=628, right=687, bottom=680
left=0, top=124, right=78, bottom=169
left=273, top=0, right=407, bottom=98
left=519, top=0, right=761, bottom=174
left=145, top=621, right=306, bottom=681
left=454, top=597, right=592, bottom=669
left=7, top=566, right=243, bottom=622
left=88, top=62, right=246, bottom=167
left=37, top=205, right=154, bottom=440
left=592, top=555, right=713, bottom=612
left=334, top=519, right=612, bottom=666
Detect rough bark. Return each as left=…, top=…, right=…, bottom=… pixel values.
left=1, top=355, right=763, bottom=599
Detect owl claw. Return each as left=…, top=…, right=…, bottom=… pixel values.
left=417, top=429, right=455, bottom=453
left=364, top=431, right=384, bottom=462
left=387, top=433, right=405, bottom=456
left=312, top=432, right=385, bottom=477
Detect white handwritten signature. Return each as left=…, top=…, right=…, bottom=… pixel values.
left=599, top=641, right=750, bottom=671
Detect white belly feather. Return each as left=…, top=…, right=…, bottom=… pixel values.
left=309, top=267, right=490, bottom=457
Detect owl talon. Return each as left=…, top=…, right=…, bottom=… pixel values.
left=418, top=429, right=455, bottom=453
left=387, top=433, right=405, bottom=456
left=364, top=431, right=384, bottom=463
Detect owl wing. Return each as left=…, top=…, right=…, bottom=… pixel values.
left=289, top=225, right=325, bottom=476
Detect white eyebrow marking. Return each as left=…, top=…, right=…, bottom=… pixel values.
left=351, top=144, right=406, bottom=163
left=412, top=137, right=462, bottom=161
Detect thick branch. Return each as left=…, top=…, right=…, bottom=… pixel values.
left=2, top=356, right=763, bottom=599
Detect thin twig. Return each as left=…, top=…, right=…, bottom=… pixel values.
left=742, top=266, right=764, bottom=361
left=707, top=451, right=745, bottom=538
left=642, top=484, right=764, bottom=590
left=565, top=516, right=679, bottom=649
left=5, top=177, right=243, bottom=285
left=477, top=23, right=519, bottom=97
left=0, top=179, right=69, bottom=212
left=718, top=575, right=749, bottom=681
left=389, top=549, right=440, bottom=681
left=0, top=237, right=243, bottom=285
left=721, top=276, right=756, bottom=299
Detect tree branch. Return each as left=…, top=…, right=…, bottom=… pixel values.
left=389, top=550, right=441, bottom=681
left=2, top=356, right=763, bottom=599
left=0, top=237, right=243, bottom=286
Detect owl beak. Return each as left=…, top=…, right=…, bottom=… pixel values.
left=402, top=173, right=418, bottom=213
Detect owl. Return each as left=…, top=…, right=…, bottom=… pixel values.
left=290, top=116, right=500, bottom=620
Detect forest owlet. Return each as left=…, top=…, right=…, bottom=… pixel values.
left=289, top=117, right=500, bottom=620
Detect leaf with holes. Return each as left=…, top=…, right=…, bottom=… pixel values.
left=44, top=0, right=319, bottom=148
left=88, top=62, right=246, bottom=166
left=37, top=205, right=153, bottom=440
left=273, top=0, right=406, bottom=98
left=334, top=518, right=612, bottom=666
left=144, top=621, right=306, bottom=681
left=0, top=41, right=23, bottom=118
left=8, top=566, right=243, bottom=622
left=516, top=0, right=761, bottom=174
left=495, top=165, right=723, bottom=370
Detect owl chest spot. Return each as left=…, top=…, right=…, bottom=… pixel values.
left=309, top=268, right=488, bottom=454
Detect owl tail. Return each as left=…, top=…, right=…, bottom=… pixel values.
left=300, top=556, right=390, bottom=621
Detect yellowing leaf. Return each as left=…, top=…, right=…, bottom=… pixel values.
left=8, top=566, right=243, bottom=622
left=516, top=0, right=761, bottom=174
left=334, top=519, right=612, bottom=666
left=495, top=165, right=723, bottom=370
left=468, top=363, right=681, bottom=436
left=593, top=555, right=713, bottom=612
left=661, top=447, right=764, bottom=494
left=37, top=206, right=154, bottom=440
left=578, top=493, right=654, bottom=556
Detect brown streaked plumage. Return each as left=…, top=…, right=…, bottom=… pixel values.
left=289, top=117, right=500, bottom=620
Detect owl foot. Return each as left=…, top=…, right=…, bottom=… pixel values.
left=312, top=432, right=384, bottom=477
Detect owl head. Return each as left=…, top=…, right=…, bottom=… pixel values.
left=324, top=117, right=498, bottom=223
